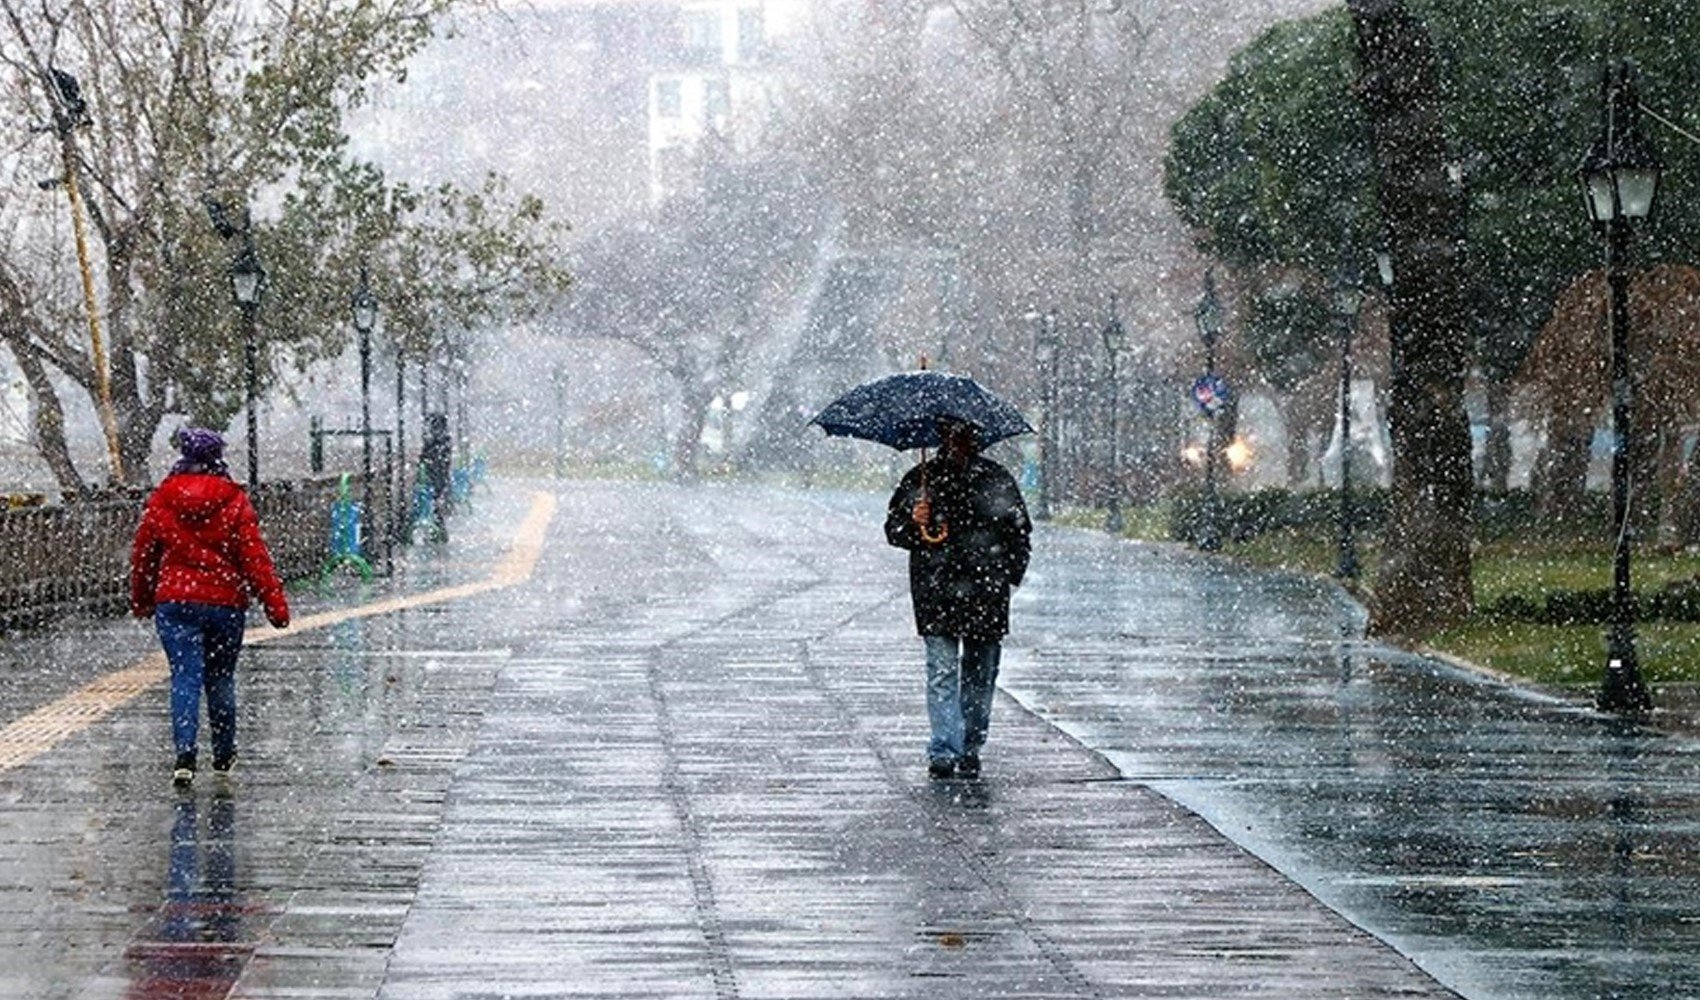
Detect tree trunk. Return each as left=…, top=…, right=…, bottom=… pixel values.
left=1348, top=0, right=1475, bottom=637
left=1651, top=427, right=1680, bottom=549
left=5, top=341, right=86, bottom=497
left=1534, top=417, right=1591, bottom=525
left=1282, top=395, right=1312, bottom=487
left=672, top=384, right=715, bottom=480
left=106, top=232, right=156, bottom=483
left=1672, top=431, right=1700, bottom=548
left=1481, top=376, right=1513, bottom=492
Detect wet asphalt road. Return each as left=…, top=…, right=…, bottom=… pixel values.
left=0, top=478, right=1695, bottom=998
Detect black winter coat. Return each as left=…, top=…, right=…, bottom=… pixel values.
left=885, top=454, right=1032, bottom=640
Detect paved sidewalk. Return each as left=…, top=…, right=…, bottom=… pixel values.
left=0, top=479, right=1455, bottom=999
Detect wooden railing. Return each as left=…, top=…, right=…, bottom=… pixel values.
left=0, top=474, right=391, bottom=628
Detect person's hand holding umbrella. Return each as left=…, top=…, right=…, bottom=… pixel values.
left=912, top=493, right=945, bottom=544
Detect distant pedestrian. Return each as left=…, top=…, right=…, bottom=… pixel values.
left=421, top=412, right=452, bottom=541
left=885, top=417, right=1031, bottom=779
left=130, top=428, right=290, bottom=786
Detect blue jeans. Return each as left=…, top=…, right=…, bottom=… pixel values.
left=155, top=602, right=246, bottom=762
left=922, top=635, right=1001, bottom=762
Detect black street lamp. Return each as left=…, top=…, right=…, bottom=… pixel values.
left=393, top=347, right=409, bottom=546
left=1031, top=308, right=1060, bottom=521
left=1195, top=271, right=1225, bottom=552
left=229, top=238, right=267, bottom=489
left=1333, top=253, right=1364, bottom=581
left=1101, top=294, right=1127, bottom=534
left=352, top=267, right=380, bottom=562
left=1579, top=61, right=1660, bottom=717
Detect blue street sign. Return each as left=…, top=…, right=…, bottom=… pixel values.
left=1191, top=374, right=1232, bottom=417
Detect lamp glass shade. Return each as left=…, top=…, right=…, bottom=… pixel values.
left=231, top=268, right=264, bottom=307
left=1101, top=318, right=1126, bottom=356
left=1376, top=250, right=1394, bottom=288
left=1615, top=167, right=1659, bottom=219
left=1583, top=170, right=1617, bottom=222
left=1036, top=312, right=1058, bottom=361
left=1194, top=299, right=1221, bottom=344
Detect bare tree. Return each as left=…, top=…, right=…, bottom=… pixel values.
left=0, top=0, right=458, bottom=488
left=946, top=0, right=1161, bottom=303
left=561, top=160, right=827, bottom=476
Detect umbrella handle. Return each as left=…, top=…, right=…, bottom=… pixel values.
left=916, top=448, right=948, bottom=544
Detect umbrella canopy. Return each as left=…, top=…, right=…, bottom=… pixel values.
left=810, top=370, right=1033, bottom=451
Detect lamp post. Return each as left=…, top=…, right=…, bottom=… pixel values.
left=394, top=346, right=407, bottom=545
left=229, top=238, right=267, bottom=489
left=1333, top=253, right=1364, bottom=581
left=1579, top=61, right=1659, bottom=716
left=352, top=267, right=380, bottom=559
left=1029, top=308, right=1060, bottom=520
left=1101, top=295, right=1127, bottom=534
left=1195, top=271, right=1225, bottom=552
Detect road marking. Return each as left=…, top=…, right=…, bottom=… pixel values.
left=0, top=490, right=557, bottom=773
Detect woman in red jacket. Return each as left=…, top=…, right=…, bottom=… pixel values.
left=131, top=429, right=290, bottom=786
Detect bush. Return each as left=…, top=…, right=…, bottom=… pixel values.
left=1167, top=487, right=1612, bottom=547
left=1475, top=489, right=1610, bottom=540
left=1167, top=487, right=1388, bottom=545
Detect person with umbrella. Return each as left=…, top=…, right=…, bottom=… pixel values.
left=814, top=370, right=1033, bottom=779
left=883, top=415, right=1031, bottom=778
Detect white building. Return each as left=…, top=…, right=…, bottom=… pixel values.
left=647, top=0, right=804, bottom=205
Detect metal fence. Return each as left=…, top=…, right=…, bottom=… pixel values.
left=0, top=474, right=390, bottom=628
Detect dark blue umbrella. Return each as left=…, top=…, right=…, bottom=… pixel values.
left=810, top=370, right=1033, bottom=451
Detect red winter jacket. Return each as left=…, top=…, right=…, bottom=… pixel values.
left=129, top=472, right=290, bottom=626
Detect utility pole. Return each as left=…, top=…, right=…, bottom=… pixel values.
left=43, top=69, right=124, bottom=484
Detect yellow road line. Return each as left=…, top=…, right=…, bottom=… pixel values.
left=0, top=490, right=558, bottom=774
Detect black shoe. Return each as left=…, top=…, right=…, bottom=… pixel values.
left=212, top=752, right=236, bottom=777
left=928, top=758, right=956, bottom=780
left=172, top=751, right=196, bottom=786
left=956, top=754, right=981, bottom=779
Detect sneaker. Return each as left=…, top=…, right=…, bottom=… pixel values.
left=928, top=758, right=956, bottom=780
left=956, top=754, right=981, bottom=779
left=172, top=751, right=196, bottom=787
left=212, top=754, right=236, bottom=777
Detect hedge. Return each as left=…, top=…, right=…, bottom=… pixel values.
left=1168, top=487, right=1611, bottom=546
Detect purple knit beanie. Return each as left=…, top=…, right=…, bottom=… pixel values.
left=171, top=427, right=228, bottom=475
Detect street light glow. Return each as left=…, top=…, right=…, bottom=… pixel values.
left=1225, top=437, right=1254, bottom=473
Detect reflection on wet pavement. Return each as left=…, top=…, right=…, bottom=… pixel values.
left=1003, top=529, right=1700, bottom=1000
left=124, top=789, right=254, bottom=1000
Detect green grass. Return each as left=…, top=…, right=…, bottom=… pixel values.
left=1471, top=540, right=1700, bottom=604
left=1209, top=526, right=1700, bottom=686
left=1431, top=618, right=1700, bottom=687
left=1052, top=503, right=1170, bottom=541
left=1230, top=528, right=1379, bottom=580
